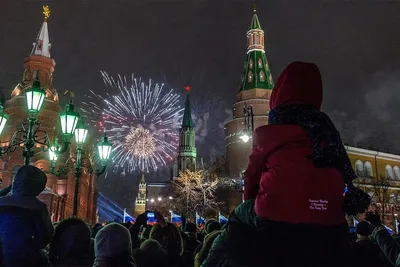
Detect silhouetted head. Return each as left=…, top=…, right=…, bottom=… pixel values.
left=185, top=222, right=196, bottom=233
left=95, top=222, right=132, bottom=258
left=11, top=165, right=47, bottom=196
left=356, top=221, right=372, bottom=236
left=205, top=219, right=221, bottom=234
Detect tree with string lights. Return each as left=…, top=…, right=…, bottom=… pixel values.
left=169, top=170, right=220, bottom=221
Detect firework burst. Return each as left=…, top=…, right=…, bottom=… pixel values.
left=81, top=71, right=183, bottom=173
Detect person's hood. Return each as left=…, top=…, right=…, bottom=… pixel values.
left=270, top=61, right=323, bottom=110
left=11, top=165, right=47, bottom=196
left=140, top=239, right=163, bottom=252
left=95, top=223, right=132, bottom=258
left=49, top=217, right=92, bottom=265
left=205, top=219, right=221, bottom=234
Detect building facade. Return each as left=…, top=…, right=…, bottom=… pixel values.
left=0, top=7, right=97, bottom=224
left=347, top=146, right=400, bottom=231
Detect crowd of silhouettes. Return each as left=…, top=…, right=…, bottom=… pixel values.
left=2, top=62, right=400, bottom=266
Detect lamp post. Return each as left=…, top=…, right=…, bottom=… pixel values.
left=50, top=128, right=112, bottom=216
left=239, top=103, right=254, bottom=143
left=0, top=78, right=78, bottom=165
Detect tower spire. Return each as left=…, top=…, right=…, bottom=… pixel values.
left=140, top=173, right=146, bottom=184
left=239, top=8, right=273, bottom=91
left=182, top=86, right=194, bottom=129
left=176, top=86, right=197, bottom=173
left=31, top=5, right=52, bottom=58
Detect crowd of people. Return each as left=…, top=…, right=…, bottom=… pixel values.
left=1, top=61, right=400, bottom=266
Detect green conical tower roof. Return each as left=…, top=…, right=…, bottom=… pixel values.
left=239, top=9, right=274, bottom=92
left=250, top=8, right=262, bottom=30
left=182, top=94, right=193, bottom=128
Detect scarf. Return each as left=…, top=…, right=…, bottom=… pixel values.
left=268, top=104, right=370, bottom=215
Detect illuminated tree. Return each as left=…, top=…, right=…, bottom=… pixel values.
left=170, top=170, right=220, bottom=220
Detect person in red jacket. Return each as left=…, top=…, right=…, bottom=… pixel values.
left=245, top=61, right=366, bottom=225
left=203, top=61, right=371, bottom=267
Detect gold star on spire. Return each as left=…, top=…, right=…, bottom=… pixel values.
left=43, top=5, right=51, bottom=22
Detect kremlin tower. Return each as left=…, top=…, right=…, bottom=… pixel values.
left=224, top=8, right=274, bottom=209
left=177, top=88, right=197, bottom=173
left=0, top=6, right=98, bottom=224
left=135, top=173, right=147, bottom=217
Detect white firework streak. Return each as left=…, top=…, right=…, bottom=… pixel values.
left=81, top=71, right=183, bottom=173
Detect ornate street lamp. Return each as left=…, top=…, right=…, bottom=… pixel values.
left=239, top=132, right=250, bottom=143
left=49, top=130, right=112, bottom=216
left=59, top=101, right=80, bottom=139
left=0, top=104, right=9, bottom=136
left=0, top=79, right=78, bottom=165
left=240, top=103, right=254, bottom=144
left=49, top=145, right=59, bottom=162
left=25, top=79, right=46, bottom=115
left=74, top=120, right=89, bottom=145
left=97, top=134, right=112, bottom=164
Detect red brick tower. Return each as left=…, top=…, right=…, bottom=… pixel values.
left=0, top=6, right=98, bottom=224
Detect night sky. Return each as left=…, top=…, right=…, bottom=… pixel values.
left=1, top=0, right=400, bottom=208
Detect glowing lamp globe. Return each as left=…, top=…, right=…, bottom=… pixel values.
left=97, top=134, right=112, bottom=162
left=74, top=120, right=89, bottom=145
left=49, top=146, right=59, bottom=162
left=59, top=101, right=79, bottom=138
left=0, top=106, right=8, bottom=136
left=25, top=80, right=45, bottom=114
left=56, top=178, right=67, bottom=196
left=239, top=133, right=250, bottom=143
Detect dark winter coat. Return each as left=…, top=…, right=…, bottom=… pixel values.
left=372, top=225, right=400, bottom=267
left=185, top=232, right=201, bottom=253
left=245, top=61, right=346, bottom=225
left=352, top=236, right=390, bottom=266
left=203, top=194, right=352, bottom=266
left=0, top=165, right=53, bottom=267
left=194, top=230, right=221, bottom=267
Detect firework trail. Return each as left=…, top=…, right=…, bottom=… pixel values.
left=81, top=71, right=183, bottom=173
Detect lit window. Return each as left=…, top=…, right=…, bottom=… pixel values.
left=386, top=164, right=394, bottom=179
left=355, top=160, right=364, bottom=176
left=260, top=71, right=265, bottom=82
left=258, top=58, right=262, bottom=68
left=248, top=71, right=253, bottom=82
left=394, top=166, right=400, bottom=180
left=364, top=161, right=373, bottom=177
left=249, top=59, right=253, bottom=69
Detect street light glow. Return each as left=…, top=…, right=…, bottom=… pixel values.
left=158, top=197, right=162, bottom=201
left=150, top=198, right=155, bottom=203
left=169, top=196, right=173, bottom=200
left=240, top=133, right=250, bottom=143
